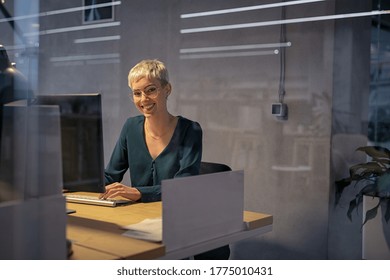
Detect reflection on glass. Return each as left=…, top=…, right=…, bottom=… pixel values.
left=83, top=0, right=114, bottom=23
left=369, top=0, right=390, bottom=146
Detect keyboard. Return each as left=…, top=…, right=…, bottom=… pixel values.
left=65, top=194, right=131, bottom=207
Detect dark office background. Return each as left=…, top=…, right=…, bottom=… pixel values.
left=1, top=0, right=389, bottom=259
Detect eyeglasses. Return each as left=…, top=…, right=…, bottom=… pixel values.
left=130, top=85, right=160, bottom=100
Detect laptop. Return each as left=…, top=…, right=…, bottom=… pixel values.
left=161, top=170, right=244, bottom=252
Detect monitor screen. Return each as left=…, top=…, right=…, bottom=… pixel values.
left=31, top=93, right=105, bottom=193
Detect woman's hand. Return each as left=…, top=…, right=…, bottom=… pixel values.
left=99, top=182, right=142, bottom=201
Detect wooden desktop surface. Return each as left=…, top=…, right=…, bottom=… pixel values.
left=66, top=193, right=273, bottom=260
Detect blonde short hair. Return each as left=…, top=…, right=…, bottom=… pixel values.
left=128, top=59, right=169, bottom=89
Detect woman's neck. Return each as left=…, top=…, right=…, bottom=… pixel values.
left=145, top=113, right=175, bottom=137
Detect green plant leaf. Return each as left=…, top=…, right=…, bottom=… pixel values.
left=362, top=199, right=381, bottom=226
left=347, top=195, right=363, bottom=221
left=385, top=199, right=390, bottom=223
left=350, top=162, right=384, bottom=178
left=335, top=178, right=352, bottom=204
left=335, top=145, right=390, bottom=225
left=357, top=146, right=390, bottom=160
left=347, top=199, right=358, bottom=221
left=359, top=183, right=377, bottom=196
left=377, top=172, right=390, bottom=197
left=335, top=178, right=351, bottom=189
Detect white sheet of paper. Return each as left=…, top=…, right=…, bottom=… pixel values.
left=122, top=218, right=162, bottom=242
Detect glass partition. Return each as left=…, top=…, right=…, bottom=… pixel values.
left=0, top=0, right=385, bottom=260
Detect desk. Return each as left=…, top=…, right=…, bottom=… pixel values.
left=67, top=199, right=273, bottom=260
left=67, top=201, right=164, bottom=260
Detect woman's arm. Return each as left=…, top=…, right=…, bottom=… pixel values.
left=174, top=121, right=203, bottom=178
left=104, top=121, right=129, bottom=185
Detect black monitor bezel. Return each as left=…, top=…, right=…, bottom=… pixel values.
left=30, top=93, right=105, bottom=193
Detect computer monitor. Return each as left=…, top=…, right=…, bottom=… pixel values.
left=30, top=93, right=105, bottom=193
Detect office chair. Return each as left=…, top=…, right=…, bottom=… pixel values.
left=199, top=161, right=231, bottom=174
left=193, top=161, right=232, bottom=260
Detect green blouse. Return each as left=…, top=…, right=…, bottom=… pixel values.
left=104, top=115, right=202, bottom=202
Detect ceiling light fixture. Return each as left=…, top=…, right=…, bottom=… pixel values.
left=180, top=42, right=291, bottom=54
left=181, top=10, right=390, bottom=34
left=0, top=1, right=121, bottom=23
left=181, top=0, right=325, bottom=19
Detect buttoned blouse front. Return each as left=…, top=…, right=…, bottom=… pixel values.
left=104, top=115, right=202, bottom=202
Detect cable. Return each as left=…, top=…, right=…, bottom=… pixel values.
left=278, top=2, right=287, bottom=104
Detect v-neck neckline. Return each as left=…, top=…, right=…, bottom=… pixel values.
left=142, top=116, right=180, bottom=161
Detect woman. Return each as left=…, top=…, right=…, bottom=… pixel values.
left=101, top=59, right=202, bottom=202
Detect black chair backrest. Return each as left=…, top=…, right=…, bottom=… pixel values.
left=199, top=161, right=231, bottom=175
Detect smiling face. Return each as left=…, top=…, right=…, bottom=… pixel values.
left=130, top=76, right=171, bottom=118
